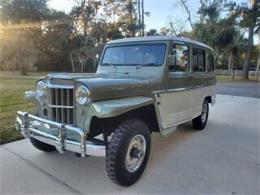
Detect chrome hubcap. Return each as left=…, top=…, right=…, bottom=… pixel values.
left=125, top=134, right=146, bottom=172
left=201, top=103, right=208, bottom=123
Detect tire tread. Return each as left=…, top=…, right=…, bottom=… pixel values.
left=106, top=119, right=150, bottom=186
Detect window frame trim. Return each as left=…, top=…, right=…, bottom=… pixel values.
left=100, top=42, right=167, bottom=67
left=192, top=46, right=206, bottom=73
left=169, top=41, right=190, bottom=73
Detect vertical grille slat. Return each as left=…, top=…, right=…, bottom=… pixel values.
left=66, top=89, right=71, bottom=124
left=61, top=90, right=64, bottom=123
left=50, top=88, right=74, bottom=124
left=55, top=89, right=58, bottom=105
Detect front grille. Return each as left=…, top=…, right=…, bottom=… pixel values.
left=50, top=88, right=74, bottom=124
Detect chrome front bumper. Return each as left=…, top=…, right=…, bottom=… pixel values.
left=15, top=111, right=106, bottom=157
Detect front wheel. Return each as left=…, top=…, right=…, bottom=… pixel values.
left=106, top=119, right=151, bottom=186
left=192, top=99, right=209, bottom=130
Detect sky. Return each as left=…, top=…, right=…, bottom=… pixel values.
left=48, top=0, right=259, bottom=44
left=48, top=0, right=248, bottom=31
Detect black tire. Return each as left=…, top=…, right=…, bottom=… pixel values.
left=106, top=119, right=151, bottom=186
left=30, top=137, right=56, bottom=152
left=192, top=99, right=209, bottom=130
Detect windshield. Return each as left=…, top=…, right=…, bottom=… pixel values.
left=101, top=43, right=166, bottom=66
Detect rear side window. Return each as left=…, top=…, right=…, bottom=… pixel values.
left=207, top=53, right=215, bottom=72
left=192, top=48, right=205, bottom=72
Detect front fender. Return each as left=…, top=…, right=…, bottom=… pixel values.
left=90, top=96, right=154, bottom=118
left=80, top=96, right=154, bottom=135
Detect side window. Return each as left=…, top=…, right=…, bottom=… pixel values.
left=192, top=48, right=205, bottom=72
left=207, top=53, right=215, bottom=72
left=169, top=44, right=189, bottom=72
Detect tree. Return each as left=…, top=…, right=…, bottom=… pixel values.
left=0, top=23, right=38, bottom=74
left=174, top=0, right=254, bottom=75
left=255, top=30, right=260, bottom=80
left=104, top=0, right=141, bottom=37
left=179, top=0, right=194, bottom=30
left=239, top=0, right=259, bottom=80
left=146, top=29, right=158, bottom=36
left=0, top=0, right=50, bottom=74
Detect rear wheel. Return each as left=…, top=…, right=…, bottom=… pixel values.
left=30, top=137, right=56, bottom=152
left=106, top=119, right=151, bottom=186
left=192, top=99, right=209, bottom=130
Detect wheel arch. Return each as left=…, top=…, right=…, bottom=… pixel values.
left=88, top=103, right=159, bottom=139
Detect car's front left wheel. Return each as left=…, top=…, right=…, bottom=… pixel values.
left=106, top=119, right=151, bottom=186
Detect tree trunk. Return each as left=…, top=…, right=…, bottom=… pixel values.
left=128, top=0, right=135, bottom=37
left=78, top=56, right=84, bottom=73
left=242, top=0, right=257, bottom=80
left=20, top=65, right=28, bottom=75
left=255, top=54, right=260, bottom=80
left=242, top=27, right=254, bottom=80
left=215, top=50, right=220, bottom=70
left=70, top=53, right=75, bottom=72
left=228, top=52, right=232, bottom=74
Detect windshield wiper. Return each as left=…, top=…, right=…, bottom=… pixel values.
left=136, top=63, right=159, bottom=69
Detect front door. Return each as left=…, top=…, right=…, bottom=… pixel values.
left=155, top=43, right=192, bottom=131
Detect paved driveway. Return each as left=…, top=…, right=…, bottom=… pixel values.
left=1, top=95, right=259, bottom=194
left=216, top=81, right=260, bottom=98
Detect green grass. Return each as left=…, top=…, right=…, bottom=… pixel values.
left=0, top=71, right=47, bottom=144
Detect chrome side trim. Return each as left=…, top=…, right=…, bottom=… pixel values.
left=153, top=84, right=213, bottom=94
left=153, top=88, right=190, bottom=95
left=166, top=87, right=191, bottom=92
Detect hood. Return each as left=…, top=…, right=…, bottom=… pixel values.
left=77, top=75, right=161, bottom=101
left=47, top=73, right=161, bottom=101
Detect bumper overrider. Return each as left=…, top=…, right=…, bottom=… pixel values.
left=15, top=111, right=106, bottom=157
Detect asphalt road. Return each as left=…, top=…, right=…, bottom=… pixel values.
left=1, top=94, right=259, bottom=194
left=216, top=81, right=260, bottom=98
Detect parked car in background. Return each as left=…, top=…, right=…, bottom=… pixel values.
left=16, top=36, right=216, bottom=186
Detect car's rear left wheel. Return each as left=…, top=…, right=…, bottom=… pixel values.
left=192, top=99, right=209, bottom=130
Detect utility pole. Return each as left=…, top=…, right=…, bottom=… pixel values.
left=137, top=0, right=141, bottom=36
left=141, top=0, right=144, bottom=36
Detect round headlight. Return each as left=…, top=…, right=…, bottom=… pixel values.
left=36, top=81, right=46, bottom=97
left=75, top=86, right=90, bottom=105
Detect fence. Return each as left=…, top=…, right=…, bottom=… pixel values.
left=215, top=70, right=260, bottom=77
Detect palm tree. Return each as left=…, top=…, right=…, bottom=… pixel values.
left=241, top=0, right=258, bottom=80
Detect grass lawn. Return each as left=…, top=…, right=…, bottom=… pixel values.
left=0, top=71, right=47, bottom=144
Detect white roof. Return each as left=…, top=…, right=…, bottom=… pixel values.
left=107, top=36, right=214, bottom=51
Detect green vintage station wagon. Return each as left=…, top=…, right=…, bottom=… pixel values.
left=16, top=36, right=216, bottom=186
